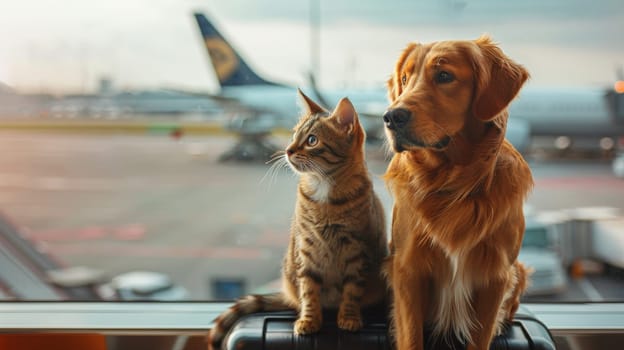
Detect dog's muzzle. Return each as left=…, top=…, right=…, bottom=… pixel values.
left=383, top=108, right=451, bottom=152
left=383, top=108, right=411, bottom=130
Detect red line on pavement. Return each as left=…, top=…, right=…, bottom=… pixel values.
left=77, top=226, right=107, bottom=239
left=113, top=224, right=146, bottom=240
left=46, top=243, right=267, bottom=260
left=26, top=224, right=146, bottom=242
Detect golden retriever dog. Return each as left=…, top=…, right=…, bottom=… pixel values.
left=383, top=35, right=533, bottom=350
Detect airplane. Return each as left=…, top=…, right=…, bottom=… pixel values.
left=193, top=12, right=388, bottom=161
left=509, top=85, right=624, bottom=156
left=192, top=12, right=624, bottom=160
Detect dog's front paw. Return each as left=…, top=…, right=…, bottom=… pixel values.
left=294, top=317, right=322, bottom=335
left=337, top=314, right=363, bottom=332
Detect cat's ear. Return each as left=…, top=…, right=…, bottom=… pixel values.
left=297, top=88, right=327, bottom=115
left=332, top=97, right=359, bottom=134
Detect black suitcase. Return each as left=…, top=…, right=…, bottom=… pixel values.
left=220, top=306, right=556, bottom=350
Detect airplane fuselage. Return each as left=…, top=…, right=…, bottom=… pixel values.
left=510, top=87, right=624, bottom=137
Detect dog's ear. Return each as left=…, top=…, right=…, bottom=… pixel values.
left=297, top=88, right=327, bottom=115
left=387, top=43, right=417, bottom=103
left=471, top=36, right=529, bottom=122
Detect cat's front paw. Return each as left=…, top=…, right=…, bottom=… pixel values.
left=337, top=314, right=363, bottom=332
left=294, top=317, right=322, bottom=335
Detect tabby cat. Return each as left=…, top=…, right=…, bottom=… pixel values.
left=207, top=90, right=388, bottom=349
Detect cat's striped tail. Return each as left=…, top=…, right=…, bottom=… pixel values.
left=207, top=293, right=293, bottom=350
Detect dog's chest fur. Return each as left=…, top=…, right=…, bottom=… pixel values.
left=387, top=156, right=496, bottom=343
left=432, top=251, right=476, bottom=343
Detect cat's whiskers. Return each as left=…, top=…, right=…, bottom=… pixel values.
left=262, top=152, right=290, bottom=187
left=265, top=150, right=286, bottom=166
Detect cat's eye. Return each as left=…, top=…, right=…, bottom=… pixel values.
left=306, top=135, right=318, bottom=146
left=401, top=74, right=407, bottom=86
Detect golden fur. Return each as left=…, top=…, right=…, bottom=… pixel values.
left=383, top=36, right=533, bottom=350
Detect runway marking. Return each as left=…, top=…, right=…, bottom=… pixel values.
left=77, top=226, right=107, bottom=239
left=256, top=229, right=289, bottom=246
left=27, top=224, right=146, bottom=241
left=576, top=277, right=604, bottom=302
left=114, top=224, right=147, bottom=240
left=46, top=242, right=269, bottom=260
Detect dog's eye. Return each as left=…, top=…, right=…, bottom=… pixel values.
left=401, top=74, right=407, bottom=86
left=434, top=71, right=455, bottom=84
left=306, top=134, right=318, bottom=146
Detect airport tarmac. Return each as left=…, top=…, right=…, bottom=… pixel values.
left=0, top=131, right=623, bottom=301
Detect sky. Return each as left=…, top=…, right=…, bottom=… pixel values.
left=0, top=0, right=622, bottom=93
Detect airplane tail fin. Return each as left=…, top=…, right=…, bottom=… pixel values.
left=194, top=12, right=278, bottom=87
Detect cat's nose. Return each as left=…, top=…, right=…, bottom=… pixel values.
left=286, top=148, right=295, bottom=156
left=383, top=108, right=411, bottom=130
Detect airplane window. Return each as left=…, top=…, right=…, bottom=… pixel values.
left=0, top=0, right=623, bottom=307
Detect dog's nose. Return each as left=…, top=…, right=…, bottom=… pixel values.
left=383, top=108, right=411, bottom=130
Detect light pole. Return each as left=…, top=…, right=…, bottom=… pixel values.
left=310, top=0, right=320, bottom=85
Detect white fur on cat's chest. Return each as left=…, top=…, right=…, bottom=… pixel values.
left=309, top=177, right=332, bottom=202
